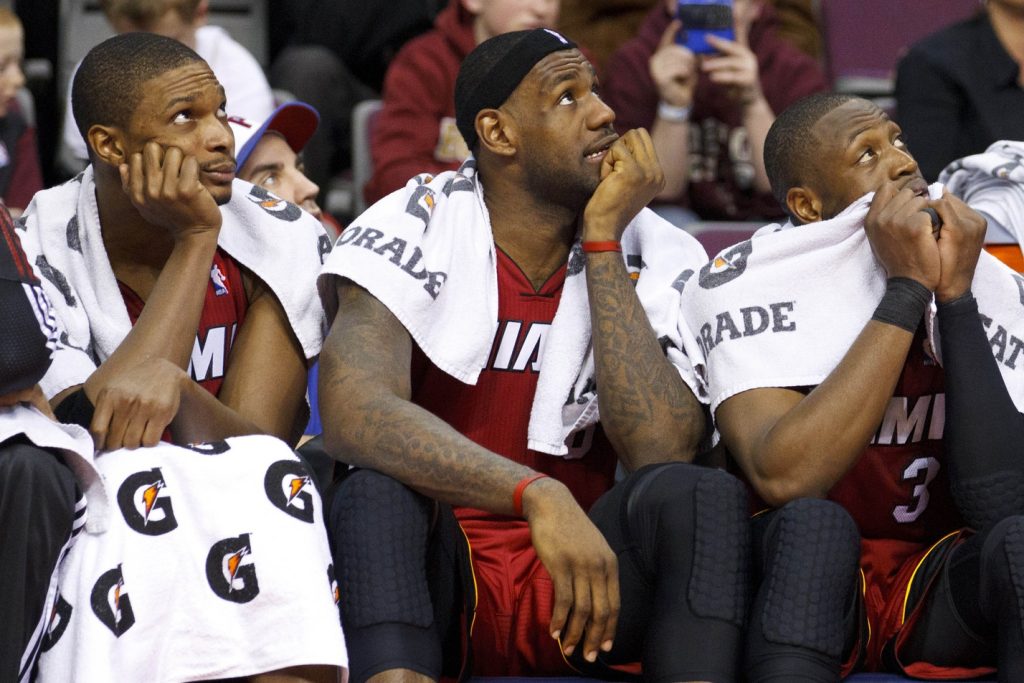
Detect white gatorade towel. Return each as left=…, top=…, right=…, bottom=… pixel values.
left=35, top=434, right=347, bottom=682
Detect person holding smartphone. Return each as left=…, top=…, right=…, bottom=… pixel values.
left=603, top=0, right=827, bottom=227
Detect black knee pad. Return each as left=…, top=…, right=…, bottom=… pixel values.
left=330, top=469, right=434, bottom=629
left=689, top=467, right=751, bottom=626
left=951, top=471, right=1024, bottom=532
left=979, top=516, right=1024, bottom=638
left=627, top=463, right=750, bottom=627
left=759, top=498, right=860, bottom=658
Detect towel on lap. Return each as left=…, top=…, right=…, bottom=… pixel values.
left=35, top=435, right=347, bottom=682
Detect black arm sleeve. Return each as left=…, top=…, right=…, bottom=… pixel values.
left=938, top=292, right=1024, bottom=529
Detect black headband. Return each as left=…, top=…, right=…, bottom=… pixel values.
left=455, top=28, right=578, bottom=149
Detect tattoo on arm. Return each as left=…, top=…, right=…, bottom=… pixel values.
left=319, top=281, right=533, bottom=513
left=585, top=254, right=706, bottom=467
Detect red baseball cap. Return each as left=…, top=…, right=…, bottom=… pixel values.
left=229, top=101, right=320, bottom=170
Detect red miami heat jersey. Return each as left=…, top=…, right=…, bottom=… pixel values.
left=410, top=248, right=618, bottom=516
left=826, top=328, right=964, bottom=672
left=828, top=328, right=962, bottom=543
left=410, top=248, right=619, bottom=675
left=119, top=248, right=248, bottom=397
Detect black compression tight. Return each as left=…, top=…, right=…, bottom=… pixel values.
left=328, top=464, right=750, bottom=683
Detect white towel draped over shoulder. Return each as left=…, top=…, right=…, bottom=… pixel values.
left=679, top=183, right=1024, bottom=416
left=318, top=159, right=708, bottom=456
left=15, top=167, right=331, bottom=400
left=940, top=140, right=1024, bottom=249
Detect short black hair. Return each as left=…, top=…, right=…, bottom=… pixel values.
left=764, top=92, right=858, bottom=211
left=72, top=32, right=204, bottom=151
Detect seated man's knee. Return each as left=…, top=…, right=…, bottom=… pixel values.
left=756, top=498, right=860, bottom=659
left=629, top=463, right=751, bottom=625
left=628, top=462, right=746, bottom=519
left=952, top=470, right=1024, bottom=532
left=979, top=515, right=1024, bottom=620
left=329, top=468, right=431, bottom=537
left=331, top=470, right=445, bottom=683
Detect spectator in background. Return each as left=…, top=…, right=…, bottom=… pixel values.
left=895, top=0, right=1024, bottom=183
left=602, top=0, right=827, bottom=227
left=230, top=101, right=342, bottom=238
left=269, top=0, right=446, bottom=206
left=557, top=0, right=821, bottom=75
left=362, top=0, right=560, bottom=206
left=59, top=0, right=274, bottom=175
left=0, top=8, right=43, bottom=216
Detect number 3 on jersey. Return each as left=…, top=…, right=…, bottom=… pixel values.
left=893, top=456, right=941, bottom=524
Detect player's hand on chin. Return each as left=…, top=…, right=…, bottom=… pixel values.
left=119, top=141, right=223, bottom=241
left=582, top=129, right=665, bottom=243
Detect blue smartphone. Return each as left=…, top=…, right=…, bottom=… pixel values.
left=675, top=0, right=734, bottom=54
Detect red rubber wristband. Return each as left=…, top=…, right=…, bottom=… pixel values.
left=581, top=240, right=622, bottom=253
left=513, top=473, right=550, bottom=517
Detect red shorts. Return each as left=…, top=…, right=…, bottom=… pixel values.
left=456, top=513, right=640, bottom=678
left=458, top=514, right=573, bottom=676
left=848, top=531, right=996, bottom=680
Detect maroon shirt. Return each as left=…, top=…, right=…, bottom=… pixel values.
left=409, top=248, right=619, bottom=675
left=603, top=4, right=828, bottom=220
left=363, top=0, right=476, bottom=206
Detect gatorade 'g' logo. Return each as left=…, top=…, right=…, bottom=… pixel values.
left=117, top=468, right=177, bottom=536
left=91, top=565, right=135, bottom=637
left=405, top=185, right=437, bottom=227
left=246, top=184, right=303, bottom=222
left=184, top=440, right=231, bottom=456
left=206, top=533, right=260, bottom=603
left=328, top=564, right=340, bottom=606
left=567, top=243, right=585, bottom=276
left=699, top=240, right=753, bottom=289
left=264, top=460, right=315, bottom=524
left=40, top=594, right=73, bottom=651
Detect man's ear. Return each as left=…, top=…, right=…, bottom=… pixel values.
left=194, top=0, right=210, bottom=26
left=476, top=108, right=517, bottom=158
left=786, top=185, right=823, bottom=225
left=87, top=125, right=127, bottom=167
